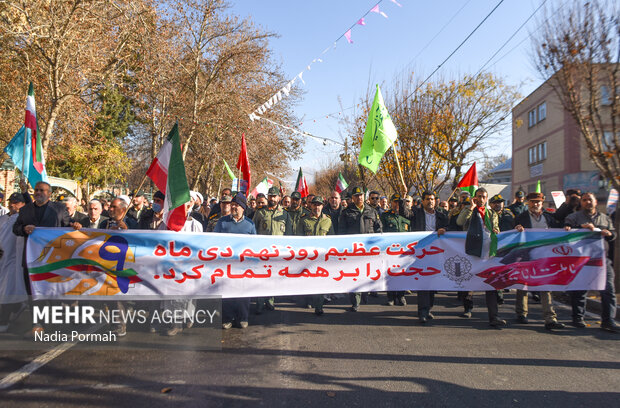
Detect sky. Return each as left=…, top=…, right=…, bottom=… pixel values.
left=228, top=0, right=561, bottom=188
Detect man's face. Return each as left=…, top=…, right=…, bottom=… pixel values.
left=473, top=191, right=488, bottom=207
left=267, top=194, right=280, bottom=208
left=153, top=197, right=164, bottom=214
left=290, top=197, right=301, bottom=210
left=422, top=194, right=435, bottom=212
left=439, top=201, right=449, bottom=211
left=580, top=193, right=597, bottom=211
left=449, top=200, right=458, bottom=209
left=369, top=194, right=380, bottom=206
left=230, top=202, right=244, bottom=218
left=220, top=201, right=232, bottom=215
left=8, top=200, right=24, bottom=214
left=257, top=197, right=267, bottom=208
left=88, top=201, right=103, bottom=220
left=380, top=197, right=388, bottom=209
left=490, top=201, right=504, bottom=213
left=404, top=199, right=412, bottom=209
left=282, top=197, right=291, bottom=208
left=221, top=189, right=231, bottom=200
left=527, top=199, right=543, bottom=215
left=133, top=196, right=144, bottom=207
left=249, top=199, right=257, bottom=209
left=108, top=199, right=125, bottom=221
left=311, top=202, right=323, bottom=217
left=390, top=200, right=399, bottom=211
left=329, top=192, right=341, bottom=209
left=515, top=196, right=524, bottom=204
left=64, top=200, right=77, bottom=214
left=33, top=183, right=51, bottom=205
left=352, top=194, right=364, bottom=207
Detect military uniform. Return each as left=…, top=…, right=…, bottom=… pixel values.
left=253, top=187, right=293, bottom=312
left=381, top=198, right=410, bottom=306
left=205, top=212, right=221, bottom=232
left=507, top=191, right=527, bottom=217
left=286, top=205, right=310, bottom=235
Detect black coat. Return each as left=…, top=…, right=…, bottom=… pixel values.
left=323, top=205, right=343, bottom=234
left=401, top=206, right=449, bottom=232
left=71, top=211, right=90, bottom=227
left=338, top=205, right=382, bottom=234
left=514, top=210, right=560, bottom=229
left=13, top=201, right=71, bottom=236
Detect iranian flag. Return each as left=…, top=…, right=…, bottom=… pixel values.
left=4, top=82, right=48, bottom=187
left=457, top=162, right=478, bottom=196
left=146, top=123, right=191, bottom=231
left=335, top=172, right=348, bottom=193
left=295, top=168, right=309, bottom=198
left=250, top=177, right=273, bottom=198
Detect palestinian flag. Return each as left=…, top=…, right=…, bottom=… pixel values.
left=146, top=123, right=191, bottom=231
left=4, top=82, right=48, bottom=187
left=457, top=162, right=478, bottom=196
left=295, top=168, right=309, bottom=198
left=335, top=172, right=348, bottom=193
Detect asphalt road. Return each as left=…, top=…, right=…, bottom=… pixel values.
left=0, top=292, right=618, bottom=407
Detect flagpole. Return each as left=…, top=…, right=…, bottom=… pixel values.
left=392, top=142, right=407, bottom=194
left=121, top=174, right=148, bottom=220
left=21, top=128, right=27, bottom=184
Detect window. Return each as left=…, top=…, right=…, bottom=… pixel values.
left=528, top=109, right=537, bottom=127
left=538, top=141, right=547, bottom=160
left=538, top=102, right=546, bottom=121
left=528, top=146, right=537, bottom=164
left=601, top=86, right=611, bottom=106
left=528, top=141, right=547, bottom=165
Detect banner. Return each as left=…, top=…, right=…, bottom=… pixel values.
left=25, top=228, right=607, bottom=299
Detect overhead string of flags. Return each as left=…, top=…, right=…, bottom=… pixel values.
left=247, top=0, right=403, bottom=123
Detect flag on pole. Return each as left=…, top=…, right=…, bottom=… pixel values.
left=236, top=133, right=251, bottom=190
left=535, top=180, right=542, bottom=193
left=146, top=123, right=191, bottom=231
left=295, top=168, right=309, bottom=198
left=358, top=85, right=399, bottom=173
left=457, top=163, right=479, bottom=196
left=335, top=172, right=348, bottom=193
left=4, top=82, right=48, bottom=187
left=250, top=177, right=273, bottom=198
left=223, top=159, right=235, bottom=180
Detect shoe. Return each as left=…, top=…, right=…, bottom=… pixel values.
left=113, top=325, right=126, bottom=337
left=384, top=301, right=395, bottom=306
left=460, top=311, right=472, bottom=318
left=24, top=325, right=44, bottom=339
left=572, top=319, right=586, bottom=328
left=419, top=316, right=428, bottom=324
left=222, top=322, right=233, bottom=330
left=348, top=306, right=358, bottom=312
left=185, top=320, right=194, bottom=329
left=165, top=327, right=183, bottom=336
left=545, top=321, right=566, bottom=331
left=397, top=297, right=407, bottom=306
left=306, top=304, right=313, bottom=309
left=497, top=298, right=504, bottom=305
left=427, top=313, right=435, bottom=320
left=516, top=315, right=529, bottom=324
left=323, top=296, right=332, bottom=304
left=489, top=318, right=507, bottom=327
left=531, top=293, right=541, bottom=303
left=315, top=308, right=324, bottom=316
left=600, top=321, right=619, bottom=333
left=239, top=321, right=249, bottom=329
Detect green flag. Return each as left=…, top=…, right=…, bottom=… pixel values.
left=535, top=180, right=541, bottom=193
left=358, top=85, right=398, bottom=173
left=223, top=159, right=235, bottom=180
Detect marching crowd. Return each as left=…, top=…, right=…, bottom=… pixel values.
left=0, top=181, right=617, bottom=338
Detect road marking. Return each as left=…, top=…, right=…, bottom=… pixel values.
left=0, top=324, right=103, bottom=391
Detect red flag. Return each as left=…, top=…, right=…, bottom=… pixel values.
left=295, top=168, right=309, bottom=198
left=236, top=133, right=251, bottom=189
left=456, top=162, right=478, bottom=196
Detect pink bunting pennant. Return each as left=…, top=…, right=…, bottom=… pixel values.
left=370, top=4, right=388, bottom=18
left=344, top=29, right=353, bottom=43
left=357, top=18, right=366, bottom=25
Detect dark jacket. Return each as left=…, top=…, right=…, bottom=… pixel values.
left=13, top=201, right=72, bottom=236
left=70, top=211, right=90, bottom=227
left=323, top=205, right=343, bottom=234
left=401, top=206, right=449, bottom=232
left=338, top=205, right=382, bottom=234
left=514, top=210, right=561, bottom=229
left=87, top=215, right=108, bottom=229
left=100, top=217, right=138, bottom=230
